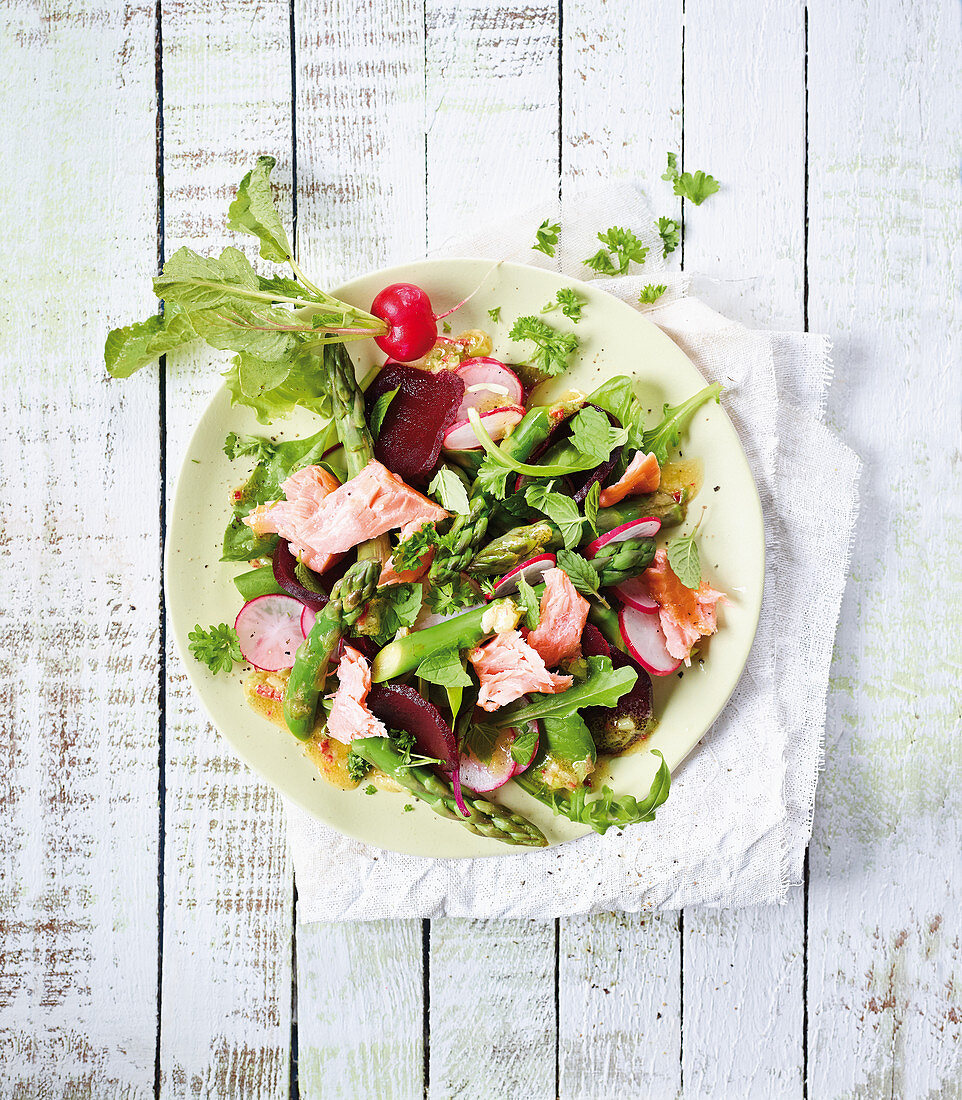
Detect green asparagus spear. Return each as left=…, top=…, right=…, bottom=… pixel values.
left=591, top=537, right=657, bottom=587
left=514, top=750, right=671, bottom=835
left=283, top=559, right=379, bottom=739
left=468, top=521, right=563, bottom=575
left=350, top=736, right=548, bottom=847
left=429, top=408, right=553, bottom=586
left=595, top=488, right=690, bottom=532
left=371, top=598, right=519, bottom=682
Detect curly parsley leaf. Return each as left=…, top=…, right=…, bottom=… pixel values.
left=508, top=315, right=579, bottom=378
left=661, top=151, right=719, bottom=206
left=346, top=751, right=372, bottom=783
left=364, top=583, right=423, bottom=645
left=428, top=467, right=471, bottom=515
left=226, top=155, right=293, bottom=264
left=524, top=483, right=584, bottom=550
left=487, top=306, right=501, bottom=323
left=657, top=217, right=680, bottom=257
left=392, top=525, right=439, bottom=573
left=369, top=386, right=399, bottom=439
left=426, top=579, right=482, bottom=617
left=475, top=457, right=511, bottom=500
left=556, top=548, right=605, bottom=604
left=188, top=623, right=242, bottom=674
left=639, top=284, right=667, bottom=305
left=583, top=227, right=649, bottom=276
left=661, top=152, right=680, bottom=183
left=542, top=288, right=587, bottom=322
left=532, top=218, right=561, bottom=257
left=515, top=572, right=541, bottom=629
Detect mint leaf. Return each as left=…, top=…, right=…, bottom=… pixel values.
left=428, top=467, right=471, bottom=515
left=104, top=308, right=198, bottom=379
left=515, top=572, right=541, bottom=629
left=569, top=405, right=629, bottom=464
left=583, top=482, right=600, bottom=534
left=226, top=155, right=293, bottom=264
left=510, top=722, right=539, bottom=767
left=532, top=219, right=561, bottom=257
left=416, top=646, right=473, bottom=688
left=667, top=531, right=701, bottom=589
left=556, top=548, right=603, bottom=603
left=524, top=483, right=583, bottom=550
left=369, top=386, right=399, bottom=439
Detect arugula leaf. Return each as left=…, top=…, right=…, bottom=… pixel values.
left=583, top=481, right=600, bottom=534
left=639, top=283, right=667, bottom=305
left=524, top=483, right=583, bottom=549
left=674, top=170, right=719, bottom=205
left=487, top=306, right=501, bottom=322
left=532, top=218, right=561, bottom=257
left=556, top=548, right=605, bottom=603
left=369, top=386, right=399, bottom=439
left=586, top=375, right=646, bottom=449
left=583, top=227, right=649, bottom=276
left=642, top=381, right=722, bottom=465
left=516, top=750, right=671, bottom=834
left=538, top=713, right=597, bottom=785
left=657, top=217, right=680, bottom=257
left=392, top=524, right=439, bottom=573
left=104, top=308, right=198, bottom=378
left=416, top=646, right=473, bottom=689
left=223, top=353, right=332, bottom=425
left=542, top=288, right=586, bottom=322
left=468, top=409, right=605, bottom=480
left=515, top=572, right=541, bottom=629
left=428, top=467, right=471, bottom=515
left=221, top=425, right=334, bottom=561
left=508, top=316, right=579, bottom=378
left=226, top=155, right=293, bottom=264
left=188, top=623, right=242, bottom=674
left=499, top=656, right=637, bottom=724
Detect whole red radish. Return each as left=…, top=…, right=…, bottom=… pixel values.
left=371, top=283, right=438, bottom=362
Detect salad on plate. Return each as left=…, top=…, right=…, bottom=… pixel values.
left=107, top=158, right=729, bottom=850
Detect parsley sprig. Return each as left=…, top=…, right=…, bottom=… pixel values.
left=532, top=219, right=561, bottom=257
left=188, top=623, right=243, bottom=674
left=541, top=288, right=587, bottom=322
left=662, top=152, right=720, bottom=205
left=508, top=316, right=579, bottom=378
left=639, top=284, right=667, bottom=305
left=583, top=227, right=649, bottom=275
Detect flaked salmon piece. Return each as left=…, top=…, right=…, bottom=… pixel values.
left=242, top=459, right=448, bottom=571
left=467, top=630, right=573, bottom=712
left=644, top=548, right=726, bottom=663
left=327, top=645, right=389, bottom=744
left=525, top=568, right=589, bottom=667
left=599, top=451, right=661, bottom=508
left=378, top=519, right=437, bottom=587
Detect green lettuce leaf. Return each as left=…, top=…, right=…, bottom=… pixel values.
left=224, top=353, right=332, bottom=425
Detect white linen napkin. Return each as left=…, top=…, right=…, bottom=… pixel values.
left=283, top=184, right=861, bottom=918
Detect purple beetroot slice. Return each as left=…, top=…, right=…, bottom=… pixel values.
left=272, top=539, right=329, bottom=614
left=365, top=364, right=465, bottom=484
left=580, top=623, right=654, bottom=755
left=367, top=682, right=470, bottom=816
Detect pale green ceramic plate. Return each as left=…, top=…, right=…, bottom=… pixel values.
left=166, top=258, right=764, bottom=857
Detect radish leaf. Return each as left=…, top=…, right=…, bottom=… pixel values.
left=104, top=308, right=198, bottom=379
left=227, top=155, right=293, bottom=263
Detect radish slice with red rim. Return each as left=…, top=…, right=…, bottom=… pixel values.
left=442, top=405, right=525, bottom=451
left=453, top=358, right=524, bottom=420
left=611, top=576, right=659, bottom=614
left=415, top=602, right=486, bottom=630
left=300, top=605, right=317, bottom=636
left=492, top=554, right=556, bottom=598
left=584, top=517, right=662, bottom=558
left=234, top=594, right=309, bottom=672
left=458, top=719, right=539, bottom=792
left=618, top=604, right=681, bottom=676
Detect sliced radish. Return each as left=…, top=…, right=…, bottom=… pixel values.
left=442, top=405, right=524, bottom=451
left=612, top=576, right=659, bottom=614
left=415, top=602, right=486, bottom=631
left=459, top=726, right=519, bottom=793
left=300, top=605, right=317, bottom=635
left=492, top=554, right=556, bottom=598
left=234, top=594, right=309, bottom=672
left=585, top=517, right=662, bottom=558
left=618, top=605, right=681, bottom=676
left=453, top=359, right=524, bottom=419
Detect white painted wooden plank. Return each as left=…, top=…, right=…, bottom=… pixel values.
left=0, top=1, right=160, bottom=1096
left=807, top=1, right=962, bottom=1096
left=157, top=3, right=296, bottom=1095
left=679, top=2, right=807, bottom=1097
left=428, top=920, right=557, bottom=1100
left=557, top=4, right=684, bottom=1096
left=291, top=5, right=427, bottom=1097
left=559, top=913, right=681, bottom=1098
left=423, top=5, right=559, bottom=1097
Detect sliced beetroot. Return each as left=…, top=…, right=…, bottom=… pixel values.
left=580, top=624, right=654, bottom=754
left=272, top=539, right=330, bottom=613
left=368, top=682, right=469, bottom=816
left=234, top=594, right=309, bottom=671
left=365, top=364, right=465, bottom=484
left=581, top=622, right=611, bottom=659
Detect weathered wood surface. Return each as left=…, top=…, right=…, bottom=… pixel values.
left=0, top=1, right=959, bottom=1098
